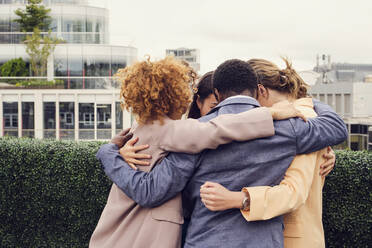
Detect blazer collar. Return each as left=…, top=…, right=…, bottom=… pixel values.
left=210, top=96, right=261, bottom=114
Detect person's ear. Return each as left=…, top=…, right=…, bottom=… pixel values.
left=257, top=84, right=268, bottom=99
left=214, top=89, right=221, bottom=102
left=196, top=95, right=203, bottom=110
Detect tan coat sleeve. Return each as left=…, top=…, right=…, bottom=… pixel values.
left=158, top=107, right=275, bottom=153
left=241, top=153, right=318, bottom=221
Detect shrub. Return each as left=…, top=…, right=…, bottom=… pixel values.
left=0, top=58, right=28, bottom=78
left=0, top=138, right=370, bottom=247
left=322, top=150, right=371, bottom=248
left=0, top=138, right=109, bottom=248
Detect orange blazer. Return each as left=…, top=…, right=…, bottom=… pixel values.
left=89, top=107, right=274, bottom=248
left=241, top=98, right=327, bottom=248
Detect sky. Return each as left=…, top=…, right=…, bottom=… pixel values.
left=108, top=0, right=372, bottom=74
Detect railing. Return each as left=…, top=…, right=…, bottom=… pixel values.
left=0, top=76, right=120, bottom=89
left=0, top=32, right=105, bottom=44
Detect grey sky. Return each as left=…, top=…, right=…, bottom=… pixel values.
left=109, top=0, right=372, bottom=73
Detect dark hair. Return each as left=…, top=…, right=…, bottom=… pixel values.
left=187, top=71, right=214, bottom=119
left=212, top=59, right=258, bottom=97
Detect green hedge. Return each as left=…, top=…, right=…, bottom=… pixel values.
left=0, top=138, right=110, bottom=248
left=322, top=150, right=371, bottom=248
left=0, top=138, right=371, bottom=247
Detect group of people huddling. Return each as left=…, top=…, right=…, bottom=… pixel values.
left=89, top=56, right=347, bottom=248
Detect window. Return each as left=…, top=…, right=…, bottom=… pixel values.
left=97, top=104, right=111, bottom=139
left=351, top=125, right=368, bottom=134
left=115, top=102, right=123, bottom=134
left=43, top=102, right=56, bottom=138
left=350, top=135, right=367, bottom=151
left=79, top=103, right=94, bottom=139
left=4, top=114, right=17, bottom=128
left=60, top=102, right=75, bottom=140
left=60, top=113, right=74, bottom=126
left=83, top=113, right=94, bottom=125
left=22, top=102, right=34, bottom=138
left=3, top=102, right=18, bottom=137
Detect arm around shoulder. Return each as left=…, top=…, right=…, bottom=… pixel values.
left=292, top=100, right=347, bottom=154
left=98, top=143, right=198, bottom=208
left=159, top=107, right=275, bottom=153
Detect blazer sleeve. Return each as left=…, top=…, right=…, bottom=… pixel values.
left=97, top=143, right=199, bottom=208
left=240, top=152, right=320, bottom=221
left=158, top=107, right=275, bottom=153
left=290, top=100, right=348, bottom=154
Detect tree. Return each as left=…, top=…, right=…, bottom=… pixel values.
left=13, top=0, right=62, bottom=77
left=24, top=28, right=60, bottom=76
left=14, top=0, right=51, bottom=32
left=0, top=58, right=28, bottom=77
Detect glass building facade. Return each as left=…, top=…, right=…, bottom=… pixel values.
left=0, top=1, right=108, bottom=44
left=0, top=0, right=137, bottom=89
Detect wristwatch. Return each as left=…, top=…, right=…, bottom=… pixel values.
left=241, top=193, right=250, bottom=211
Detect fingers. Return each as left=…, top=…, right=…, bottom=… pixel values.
left=320, top=160, right=335, bottom=176
left=126, top=138, right=149, bottom=153
left=296, top=112, right=307, bottom=122
left=201, top=181, right=219, bottom=189
left=320, top=164, right=334, bottom=177
left=201, top=198, right=213, bottom=206
left=201, top=199, right=216, bottom=211
left=322, top=153, right=334, bottom=159
left=132, top=144, right=150, bottom=153
left=201, top=195, right=222, bottom=212
left=320, top=159, right=334, bottom=168
left=127, top=158, right=150, bottom=166
left=127, top=163, right=138, bottom=170
left=127, top=137, right=139, bottom=146
left=200, top=187, right=214, bottom=194
left=200, top=191, right=215, bottom=200
left=130, top=152, right=151, bottom=159
left=326, top=146, right=334, bottom=153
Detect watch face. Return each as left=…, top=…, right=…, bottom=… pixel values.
left=242, top=197, right=250, bottom=211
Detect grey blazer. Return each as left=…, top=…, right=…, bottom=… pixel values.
left=98, top=96, right=347, bottom=248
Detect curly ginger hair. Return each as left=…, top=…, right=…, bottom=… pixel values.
left=116, top=56, right=196, bottom=124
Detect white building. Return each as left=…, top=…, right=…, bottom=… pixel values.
left=166, top=48, right=200, bottom=72
left=0, top=89, right=132, bottom=140
left=309, top=61, right=372, bottom=151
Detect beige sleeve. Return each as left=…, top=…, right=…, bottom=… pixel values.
left=158, top=107, right=275, bottom=153
left=240, top=153, right=318, bottom=221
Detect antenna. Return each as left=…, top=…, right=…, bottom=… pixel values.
left=319, top=54, right=332, bottom=84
